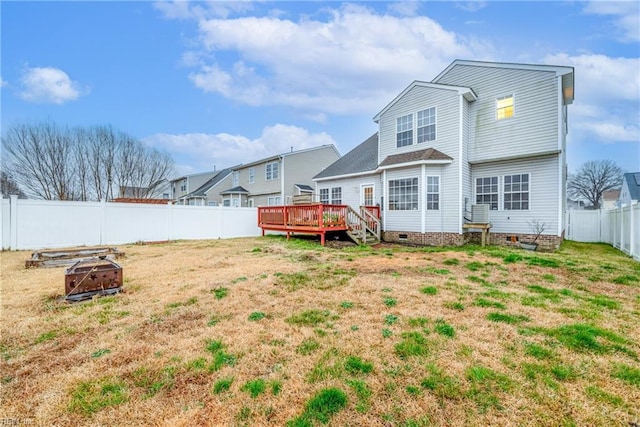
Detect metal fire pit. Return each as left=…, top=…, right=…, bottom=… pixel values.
left=64, top=257, right=123, bottom=302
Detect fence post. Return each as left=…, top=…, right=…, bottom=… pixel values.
left=630, top=203, right=636, bottom=259
left=10, top=195, right=18, bottom=251
left=167, top=201, right=173, bottom=241
left=100, top=199, right=108, bottom=245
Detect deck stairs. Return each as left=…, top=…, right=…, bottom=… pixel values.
left=345, top=206, right=381, bottom=245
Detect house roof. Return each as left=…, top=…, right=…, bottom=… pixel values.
left=314, top=133, right=379, bottom=180
left=295, top=184, right=314, bottom=192
left=378, top=148, right=453, bottom=169
left=373, top=82, right=477, bottom=122
left=623, top=172, right=640, bottom=201
left=182, top=167, right=234, bottom=199
left=234, top=144, right=341, bottom=170
left=220, top=186, right=249, bottom=195
left=432, top=59, right=575, bottom=105
left=602, top=189, right=620, bottom=201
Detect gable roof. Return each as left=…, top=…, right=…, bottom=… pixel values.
left=373, top=81, right=476, bottom=122
left=433, top=59, right=575, bottom=105
left=623, top=172, right=640, bottom=201
left=314, top=133, right=379, bottom=181
left=220, top=186, right=249, bottom=195
left=378, top=148, right=453, bottom=170
left=295, top=184, right=314, bottom=192
left=234, top=144, right=340, bottom=170
left=183, top=167, right=234, bottom=199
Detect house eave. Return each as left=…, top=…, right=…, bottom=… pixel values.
left=468, top=150, right=561, bottom=165
left=314, top=170, right=378, bottom=182
left=377, top=159, right=453, bottom=171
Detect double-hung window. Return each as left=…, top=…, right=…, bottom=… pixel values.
left=396, top=114, right=413, bottom=147
left=232, top=171, right=239, bottom=186
left=388, top=178, right=418, bottom=210
left=265, top=162, right=279, bottom=180
left=248, top=167, right=255, bottom=184
left=319, top=188, right=329, bottom=204
left=417, top=107, right=436, bottom=143
left=496, top=95, right=514, bottom=120
left=504, top=174, right=529, bottom=210
left=476, top=177, right=499, bottom=210
left=331, top=187, right=342, bottom=204
left=426, top=176, right=439, bottom=210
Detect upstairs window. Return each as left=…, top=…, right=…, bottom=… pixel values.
left=388, top=178, right=418, bottom=210
left=232, top=171, right=239, bottom=186
left=417, top=107, right=436, bottom=143
left=504, top=174, right=529, bottom=210
left=426, top=176, right=439, bottom=210
left=396, top=114, right=413, bottom=147
left=496, top=95, right=514, bottom=120
left=249, top=167, right=255, bottom=184
left=266, top=162, right=279, bottom=180
left=476, top=177, right=498, bottom=210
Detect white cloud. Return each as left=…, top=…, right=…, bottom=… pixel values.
left=455, top=2, right=487, bottom=13
left=153, top=0, right=254, bottom=20
left=19, top=66, right=87, bottom=104
left=583, top=1, right=640, bottom=42
left=546, top=53, right=640, bottom=145
left=175, top=4, right=494, bottom=115
left=387, top=2, right=421, bottom=17
left=143, top=124, right=336, bottom=172
left=0, top=77, right=7, bottom=88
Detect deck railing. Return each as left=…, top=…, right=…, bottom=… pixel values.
left=258, top=204, right=348, bottom=229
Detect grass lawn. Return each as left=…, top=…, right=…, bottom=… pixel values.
left=1, top=237, right=639, bottom=426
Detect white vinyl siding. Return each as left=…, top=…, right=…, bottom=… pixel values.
left=436, top=65, right=560, bottom=162
left=471, top=156, right=560, bottom=235
left=316, top=175, right=381, bottom=212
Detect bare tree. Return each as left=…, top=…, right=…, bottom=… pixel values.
left=568, top=160, right=623, bottom=209
left=2, top=121, right=175, bottom=201
left=0, top=171, right=27, bottom=198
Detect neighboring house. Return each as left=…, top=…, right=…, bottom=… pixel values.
left=118, top=179, right=171, bottom=199
left=219, top=145, right=341, bottom=207
left=601, top=189, right=620, bottom=210
left=314, top=60, right=575, bottom=249
left=618, top=173, right=640, bottom=206
left=170, top=170, right=219, bottom=203
left=178, top=167, right=234, bottom=206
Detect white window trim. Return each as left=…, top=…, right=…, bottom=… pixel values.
left=388, top=177, right=419, bottom=211
left=496, top=94, right=515, bottom=121
left=396, top=107, right=437, bottom=148
left=360, top=183, right=375, bottom=206
left=248, top=168, right=255, bottom=184
left=265, top=162, right=279, bottom=181
left=426, top=175, right=440, bottom=211
left=474, top=173, right=531, bottom=211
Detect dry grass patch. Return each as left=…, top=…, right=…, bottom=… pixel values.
left=1, top=237, right=639, bottom=426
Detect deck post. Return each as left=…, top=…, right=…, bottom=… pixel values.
left=320, top=232, right=325, bottom=246
left=286, top=232, right=290, bottom=240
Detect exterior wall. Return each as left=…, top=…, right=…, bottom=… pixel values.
left=378, top=85, right=461, bottom=163
left=316, top=174, right=382, bottom=209
left=470, top=155, right=561, bottom=236
left=283, top=147, right=341, bottom=204
left=436, top=65, right=560, bottom=162
left=233, top=146, right=340, bottom=207
left=204, top=174, right=234, bottom=206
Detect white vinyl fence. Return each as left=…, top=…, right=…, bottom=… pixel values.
left=565, top=203, right=639, bottom=261
left=0, top=195, right=262, bottom=251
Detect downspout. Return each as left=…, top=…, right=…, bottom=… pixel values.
left=458, top=94, right=464, bottom=236
left=280, top=155, right=285, bottom=204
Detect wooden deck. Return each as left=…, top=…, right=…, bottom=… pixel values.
left=258, top=204, right=380, bottom=245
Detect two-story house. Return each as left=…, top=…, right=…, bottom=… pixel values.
left=618, top=173, right=640, bottom=207
left=178, top=167, right=235, bottom=206
left=171, top=170, right=221, bottom=204
left=314, top=60, right=575, bottom=249
left=220, top=145, right=341, bottom=207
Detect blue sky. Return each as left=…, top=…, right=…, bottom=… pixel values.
left=2, top=1, right=639, bottom=177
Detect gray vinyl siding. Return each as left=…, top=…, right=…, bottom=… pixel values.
left=283, top=147, right=341, bottom=203
left=188, top=172, right=217, bottom=193
left=378, top=86, right=462, bottom=163
left=437, top=65, right=560, bottom=162
left=316, top=174, right=382, bottom=209
left=471, top=155, right=561, bottom=235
